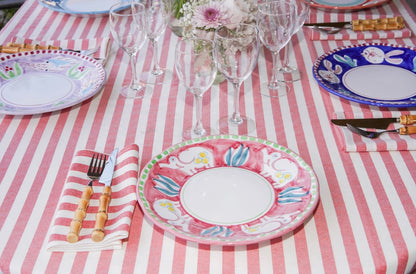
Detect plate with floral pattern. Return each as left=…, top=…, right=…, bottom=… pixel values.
left=0, top=50, right=105, bottom=115
left=38, top=0, right=129, bottom=16
left=313, top=43, right=416, bottom=107
left=309, top=0, right=390, bottom=10
left=137, top=135, right=319, bottom=246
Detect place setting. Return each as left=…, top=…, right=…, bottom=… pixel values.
left=47, top=144, right=140, bottom=252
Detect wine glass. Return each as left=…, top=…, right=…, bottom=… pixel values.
left=134, top=0, right=170, bottom=85
left=257, top=1, right=295, bottom=97
left=279, top=0, right=310, bottom=82
left=175, top=38, right=217, bottom=140
left=109, top=2, right=147, bottom=98
left=214, top=23, right=260, bottom=134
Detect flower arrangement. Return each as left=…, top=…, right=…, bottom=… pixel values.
left=172, top=0, right=257, bottom=39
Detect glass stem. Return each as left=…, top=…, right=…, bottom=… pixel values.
left=129, top=53, right=140, bottom=90
left=282, top=45, right=289, bottom=69
left=151, top=39, right=163, bottom=76
left=193, top=93, right=206, bottom=135
left=231, top=82, right=243, bottom=124
left=269, top=50, right=280, bottom=88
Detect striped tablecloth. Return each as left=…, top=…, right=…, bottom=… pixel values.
left=1, top=0, right=416, bottom=273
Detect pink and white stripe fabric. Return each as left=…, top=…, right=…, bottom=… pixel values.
left=10, top=36, right=112, bottom=64
left=0, top=0, right=416, bottom=273
left=47, top=144, right=139, bottom=252
left=307, top=3, right=413, bottom=40
left=333, top=111, right=416, bottom=151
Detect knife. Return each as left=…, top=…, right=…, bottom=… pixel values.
left=304, top=16, right=404, bottom=31
left=91, top=148, right=118, bottom=242
left=331, top=114, right=416, bottom=129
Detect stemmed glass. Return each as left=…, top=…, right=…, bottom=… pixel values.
left=279, top=0, right=310, bottom=82
left=134, top=0, right=170, bottom=85
left=175, top=38, right=217, bottom=140
left=109, top=2, right=147, bottom=98
left=257, top=1, right=295, bottom=97
left=214, top=24, right=260, bottom=134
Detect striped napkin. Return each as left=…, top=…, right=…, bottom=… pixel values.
left=9, top=36, right=111, bottom=65
left=332, top=112, right=416, bottom=152
left=306, top=26, right=412, bottom=41
left=47, top=144, right=140, bottom=252
left=306, top=14, right=412, bottom=41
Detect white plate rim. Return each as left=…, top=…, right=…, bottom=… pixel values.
left=37, top=0, right=130, bottom=16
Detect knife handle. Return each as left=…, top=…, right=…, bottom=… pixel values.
left=67, top=185, right=93, bottom=243
left=91, top=186, right=111, bottom=242
left=352, top=16, right=404, bottom=31
left=400, top=115, right=416, bottom=125
left=0, top=43, right=60, bottom=53
left=399, top=126, right=416, bottom=135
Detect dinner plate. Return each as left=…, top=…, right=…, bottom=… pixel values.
left=0, top=50, right=105, bottom=115
left=38, top=0, right=129, bottom=16
left=313, top=43, right=416, bottom=107
left=137, top=135, right=319, bottom=245
left=309, top=0, right=390, bottom=10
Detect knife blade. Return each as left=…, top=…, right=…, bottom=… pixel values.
left=331, top=114, right=416, bottom=129
left=91, top=148, right=118, bottom=242
left=304, top=16, right=404, bottom=31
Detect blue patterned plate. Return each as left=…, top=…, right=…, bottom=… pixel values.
left=313, top=43, right=416, bottom=107
left=38, top=0, right=129, bottom=16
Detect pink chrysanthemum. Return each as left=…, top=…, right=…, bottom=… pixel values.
left=191, top=2, right=231, bottom=29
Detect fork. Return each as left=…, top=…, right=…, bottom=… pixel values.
left=347, top=124, right=416, bottom=139
left=311, top=25, right=342, bottom=34
left=67, top=153, right=107, bottom=243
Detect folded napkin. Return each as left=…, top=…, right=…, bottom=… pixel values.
left=9, top=37, right=111, bottom=65
left=306, top=16, right=412, bottom=41
left=47, top=144, right=140, bottom=252
left=333, top=112, right=416, bottom=152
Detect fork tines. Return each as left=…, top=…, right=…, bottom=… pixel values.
left=88, top=153, right=107, bottom=178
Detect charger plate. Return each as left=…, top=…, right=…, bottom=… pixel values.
left=313, top=43, right=416, bottom=108
left=137, top=135, right=319, bottom=246
left=0, top=50, right=105, bottom=115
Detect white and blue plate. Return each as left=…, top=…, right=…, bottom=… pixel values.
left=38, top=0, right=130, bottom=16
left=313, top=43, right=416, bottom=108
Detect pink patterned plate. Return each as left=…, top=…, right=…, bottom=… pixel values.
left=0, top=50, right=105, bottom=115
left=137, top=135, right=319, bottom=246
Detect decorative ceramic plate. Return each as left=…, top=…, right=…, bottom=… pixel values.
left=137, top=135, right=319, bottom=245
left=309, top=0, right=390, bottom=10
left=313, top=43, right=416, bottom=108
left=38, top=0, right=129, bottom=16
left=0, top=50, right=105, bottom=115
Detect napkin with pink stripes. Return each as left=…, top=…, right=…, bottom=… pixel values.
left=333, top=112, right=416, bottom=152
left=306, top=15, right=412, bottom=41
left=47, top=144, right=140, bottom=252
left=10, top=36, right=111, bottom=65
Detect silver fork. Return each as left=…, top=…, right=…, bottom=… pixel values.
left=346, top=124, right=416, bottom=139
left=86, top=153, right=107, bottom=186
left=67, top=153, right=107, bottom=243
